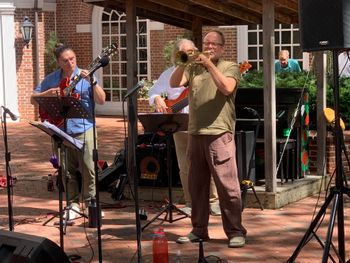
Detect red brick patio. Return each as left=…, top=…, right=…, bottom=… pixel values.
left=0, top=117, right=349, bottom=263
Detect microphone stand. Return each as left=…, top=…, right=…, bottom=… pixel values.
left=123, top=84, right=142, bottom=263
left=89, top=66, right=105, bottom=263
left=2, top=110, right=14, bottom=231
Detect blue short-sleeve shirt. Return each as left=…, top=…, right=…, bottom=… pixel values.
left=34, top=67, right=96, bottom=135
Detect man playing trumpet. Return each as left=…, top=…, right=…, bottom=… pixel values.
left=148, top=38, right=221, bottom=216
left=170, top=31, right=247, bottom=248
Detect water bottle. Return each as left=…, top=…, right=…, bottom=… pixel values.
left=47, top=174, right=54, bottom=192
left=152, top=227, right=168, bottom=263
left=88, top=198, right=98, bottom=228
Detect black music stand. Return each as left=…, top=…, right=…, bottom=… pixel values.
left=29, top=120, right=83, bottom=250
left=33, top=96, right=91, bottom=250
left=138, top=113, right=190, bottom=231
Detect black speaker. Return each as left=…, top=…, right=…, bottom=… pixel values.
left=299, top=0, right=350, bottom=51
left=0, top=230, right=70, bottom=263
left=98, top=149, right=126, bottom=190
left=136, top=133, right=180, bottom=187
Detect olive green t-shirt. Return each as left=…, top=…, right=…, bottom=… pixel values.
left=184, top=59, right=241, bottom=135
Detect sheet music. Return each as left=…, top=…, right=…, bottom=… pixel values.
left=30, top=120, right=84, bottom=151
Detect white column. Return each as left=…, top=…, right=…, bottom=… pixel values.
left=0, top=3, right=19, bottom=118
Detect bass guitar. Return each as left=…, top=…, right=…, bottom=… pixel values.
left=163, top=61, right=252, bottom=114
left=39, top=43, right=118, bottom=127
left=164, top=88, right=189, bottom=113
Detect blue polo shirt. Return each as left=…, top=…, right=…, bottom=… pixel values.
left=34, top=67, right=96, bottom=135
left=275, top=59, right=301, bottom=73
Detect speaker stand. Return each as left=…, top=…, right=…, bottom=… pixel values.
left=287, top=49, right=349, bottom=263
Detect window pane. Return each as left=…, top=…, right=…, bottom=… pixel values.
left=102, top=37, right=110, bottom=48
left=103, top=65, right=110, bottom=75
left=282, top=31, right=291, bottom=43
left=275, top=31, right=280, bottom=44
left=139, top=21, right=147, bottom=33
left=121, top=63, right=127, bottom=74
left=139, top=35, right=147, bottom=47
left=120, top=22, right=126, bottom=34
left=139, top=49, right=147, bottom=61
left=102, top=23, right=109, bottom=35
left=111, top=22, right=119, bottom=34
left=120, top=35, right=126, bottom=47
left=293, top=32, right=300, bottom=43
left=248, top=32, right=257, bottom=44
left=139, top=63, right=147, bottom=74
left=121, top=77, right=127, bottom=90
left=105, top=90, right=111, bottom=101
left=121, top=49, right=127, bottom=60
left=248, top=47, right=257, bottom=59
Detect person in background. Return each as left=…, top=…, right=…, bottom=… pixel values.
left=338, top=51, right=350, bottom=78
left=148, top=38, right=221, bottom=216
left=170, top=30, right=246, bottom=248
left=31, top=43, right=106, bottom=220
left=275, top=49, right=301, bottom=73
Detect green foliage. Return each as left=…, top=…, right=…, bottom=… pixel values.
left=44, top=32, right=60, bottom=74
left=138, top=79, right=156, bottom=99
left=239, top=70, right=350, bottom=128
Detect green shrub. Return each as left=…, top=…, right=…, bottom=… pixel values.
left=239, top=70, right=350, bottom=129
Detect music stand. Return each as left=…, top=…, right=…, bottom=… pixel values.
left=138, top=113, right=190, bottom=231
left=33, top=96, right=91, bottom=250
left=29, top=120, right=84, bottom=250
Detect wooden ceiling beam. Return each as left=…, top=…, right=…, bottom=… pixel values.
left=187, top=0, right=261, bottom=24
left=83, top=0, right=299, bottom=25
left=274, top=0, right=298, bottom=12
left=89, top=0, right=195, bottom=29
left=145, top=0, right=240, bottom=26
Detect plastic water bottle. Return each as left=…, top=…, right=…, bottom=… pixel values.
left=47, top=174, right=54, bottom=192
left=88, top=198, right=98, bottom=228
left=152, top=227, right=168, bottom=263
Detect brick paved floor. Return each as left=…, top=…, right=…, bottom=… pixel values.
left=0, top=117, right=350, bottom=262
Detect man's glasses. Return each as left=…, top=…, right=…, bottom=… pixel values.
left=203, top=42, right=223, bottom=48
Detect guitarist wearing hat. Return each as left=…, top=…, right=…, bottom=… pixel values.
left=31, top=43, right=106, bottom=220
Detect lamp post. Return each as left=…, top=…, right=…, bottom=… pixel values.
left=20, top=16, right=33, bottom=48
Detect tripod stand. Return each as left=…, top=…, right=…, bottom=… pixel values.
left=138, top=113, right=190, bottom=231
left=288, top=50, right=349, bottom=263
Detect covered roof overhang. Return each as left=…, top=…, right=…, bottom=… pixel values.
left=83, top=0, right=299, bottom=28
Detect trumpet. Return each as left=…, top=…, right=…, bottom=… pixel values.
left=175, top=50, right=210, bottom=66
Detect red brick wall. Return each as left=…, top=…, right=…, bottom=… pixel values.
left=56, top=0, right=94, bottom=68
left=15, top=9, right=55, bottom=121
left=309, top=131, right=350, bottom=178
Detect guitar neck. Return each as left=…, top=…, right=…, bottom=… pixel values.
left=170, top=97, right=189, bottom=113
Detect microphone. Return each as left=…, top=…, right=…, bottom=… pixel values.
left=243, top=107, right=259, bottom=117
left=90, top=56, right=110, bottom=74
left=98, top=56, right=110, bottom=68
left=1, top=106, right=18, bottom=121
left=123, top=80, right=145, bottom=100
